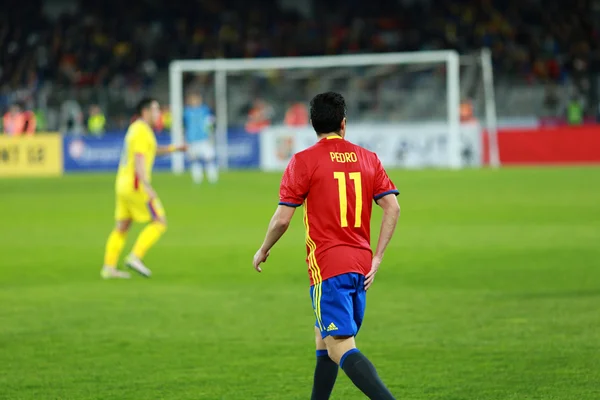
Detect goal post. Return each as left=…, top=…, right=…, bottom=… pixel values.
left=480, top=48, right=500, bottom=168
left=169, top=49, right=498, bottom=173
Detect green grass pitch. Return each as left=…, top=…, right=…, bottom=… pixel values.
left=1, top=167, right=599, bottom=400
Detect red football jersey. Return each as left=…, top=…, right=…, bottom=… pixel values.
left=279, top=136, right=399, bottom=286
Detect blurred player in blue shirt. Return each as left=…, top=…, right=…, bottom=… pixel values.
left=184, top=93, right=218, bottom=184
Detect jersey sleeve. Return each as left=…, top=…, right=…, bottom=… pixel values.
left=279, top=155, right=309, bottom=207
left=373, top=156, right=399, bottom=201
left=130, top=126, right=153, bottom=156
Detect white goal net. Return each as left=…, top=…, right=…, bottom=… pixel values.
left=169, top=50, right=498, bottom=173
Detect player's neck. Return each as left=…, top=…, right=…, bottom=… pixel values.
left=317, top=132, right=344, bottom=140
left=138, top=117, right=152, bottom=127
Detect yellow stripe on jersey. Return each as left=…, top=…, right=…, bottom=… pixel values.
left=304, top=199, right=324, bottom=331
left=305, top=212, right=323, bottom=331
left=303, top=202, right=319, bottom=322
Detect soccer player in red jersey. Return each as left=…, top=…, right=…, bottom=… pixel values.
left=253, top=92, right=400, bottom=399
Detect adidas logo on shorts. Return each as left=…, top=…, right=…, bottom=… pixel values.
left=326, top=322, right=338, bottom=332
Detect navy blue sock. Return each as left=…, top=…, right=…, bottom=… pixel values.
left=311, top=350, right=338, bottom=400
left=340, top=349, right=395, bottom=400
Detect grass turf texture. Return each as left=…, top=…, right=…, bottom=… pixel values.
left=1, top=167, right=599, bottom=400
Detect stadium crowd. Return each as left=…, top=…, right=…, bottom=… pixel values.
left=1, top=0, right=599, bottom=132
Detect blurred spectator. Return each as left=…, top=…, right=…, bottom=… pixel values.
left=60, top=100, right=84, bottom=135
left=87, top=104, right=106, bottom=136
left=459, top=99, right=475, bottom=122
left=245, top=98, right=274, bottom=134
left=566, top=95, right=584, bottom=125
left=162, top=105, right=172, bottom=131
left=2, top=103, right=36, bottom=136
left=34, top=109, right=47, bottom=132
left=284, top=102, right=309, bottom=127
left=155, top=104, right=172, bottom=133
left=542, top=84, right=561, bottom=117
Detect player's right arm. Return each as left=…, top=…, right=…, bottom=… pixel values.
left=253, top=155, right=309, bottom=272
left=365, top=158, right=400, bottom=290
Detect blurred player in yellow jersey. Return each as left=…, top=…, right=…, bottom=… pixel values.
left=101, top=98, right=186, bottom=279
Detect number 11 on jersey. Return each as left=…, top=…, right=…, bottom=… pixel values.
left=334, top=172, right=363, bottom=228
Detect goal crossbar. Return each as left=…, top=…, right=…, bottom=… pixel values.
left=170, top=50, right=459, bottom=73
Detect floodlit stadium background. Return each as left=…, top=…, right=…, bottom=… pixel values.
left=1, top=0, right=599, bottom=399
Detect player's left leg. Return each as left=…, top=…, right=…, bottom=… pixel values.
left=325, top=335, right=395, bottom=400
left=126, top=198, right=167, bottom=277
left=320, top=273, right=396, bottom=400
left=205, top=161, right=218, bottom=183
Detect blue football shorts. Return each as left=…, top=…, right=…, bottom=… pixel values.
left=309, top=272, right=366, bottom=339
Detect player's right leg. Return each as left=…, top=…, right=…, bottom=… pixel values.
left=310, top=326, right=339, bottom=399
left=126, top=197, right=168, bottom=277
left=101, top=218, right=132, bottom=279
left=188, top=142, right=204, bottom=184
left=201, top=142, right=218, bottom=184
left=316, top=273, right=396, bottom=400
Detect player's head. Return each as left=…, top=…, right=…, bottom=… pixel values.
left=89, top=104, right=101, bottom=115
left=9, top=103, right=22, bottom=115
left=186, top=93, right=202, bottom=106
left=136, top=97, right=160, bottom=126
left=309, top=92, right=347, bottom=138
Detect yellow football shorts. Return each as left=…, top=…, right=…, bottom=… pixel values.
left=115, top=191, right=166, bottom=223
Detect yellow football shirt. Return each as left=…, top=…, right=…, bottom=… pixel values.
left=115, top=120, right=157, bottom=195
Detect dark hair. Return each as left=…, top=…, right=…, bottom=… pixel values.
left=309, top=92, right=346, bottom=134
left=136, top=97, right=158, bottom=115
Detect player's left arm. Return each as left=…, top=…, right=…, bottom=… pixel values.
left=253, top=155, right=309, bottom=272
left=365, top=157, right=400, bottom=289
left=204, top=111, right=216, bottom=144
left=205, top=112, right=216, bottom=133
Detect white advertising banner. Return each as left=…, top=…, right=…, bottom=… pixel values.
left=260, top=122, right=482, bottom=171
